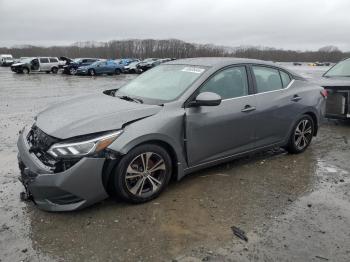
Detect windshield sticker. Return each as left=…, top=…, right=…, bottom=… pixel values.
left=181, top=67, right=205, bottom=74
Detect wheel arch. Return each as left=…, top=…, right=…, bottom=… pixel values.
left=108, top=134, right=185, bottom=181
left=102, top=138, right=183, bottom=196
left=303, top=111, right=318, bottom=136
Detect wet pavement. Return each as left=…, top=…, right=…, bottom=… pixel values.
left=0, top=65, right=349, bottom=262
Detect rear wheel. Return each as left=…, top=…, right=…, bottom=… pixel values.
left=111, top=144, right=172, bottom=203
left=22, top=67, right=29, bottom=74
left=286, top=115, right=314, bottom=154
left=88, top=69, right=95, bottom=76
left=51, top=67, right=58, bottom=74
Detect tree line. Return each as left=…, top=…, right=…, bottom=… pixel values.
left=0, top=39, right=348, bottom=62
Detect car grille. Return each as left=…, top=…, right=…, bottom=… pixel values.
left=27, top=125, right=59, bottom=168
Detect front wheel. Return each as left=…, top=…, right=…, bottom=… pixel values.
left=51, top=67, right=58, bottom=74
left=286, top=115, right=314, bottom=154
left=88, top=69, right=95, bottom=76
left=69, top=68, right=77, bottom=75
left=115, top=69, right=121, bottom=75
left=22, top=67, right=30, bottom=74
left=111, top=144, right=172, bottom=203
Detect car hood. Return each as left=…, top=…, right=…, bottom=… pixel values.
left=310, top=76, right=350, bottom=88
left=36, top=93, right=162, bottom=139
left=11, top=62, right=26, bottom=67
left=77, top=65, right=88, bottom=69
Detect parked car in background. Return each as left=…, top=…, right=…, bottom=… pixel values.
left=62, top=58, right=99, bottom=75
left=123, top=61, right=141, bottom=74
left=11, top=57, right=60, bottom=74
left=118, top=58, right=140, bottom=66
left=17, top=57, right=326, bottom=211
left=58, top=57, right=73, bottom=69
left=0, top=54, right=14, bottom=66
left=312, top=58, right=350, bottom=120
left=136, top=58, right=161, bottom=72
left=293, top=62, right=302, bottom=66
left=76, top=60, right=124, bottom=76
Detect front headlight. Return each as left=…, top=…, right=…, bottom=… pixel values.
left=47, top=130, right=122, bottom=158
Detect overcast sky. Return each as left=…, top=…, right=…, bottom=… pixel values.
left=0, top=0, right=349, bottom=50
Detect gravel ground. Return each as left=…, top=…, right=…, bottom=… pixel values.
left=0, top=65, right=349, bottom=262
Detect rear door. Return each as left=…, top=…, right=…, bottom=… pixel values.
left=250, top=65, right=297, bottom=147
left=39, top=58, right=50, bottom=71
left=185, top=65, right=257, bottom=166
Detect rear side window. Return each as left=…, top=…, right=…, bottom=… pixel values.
left=199, top=66, right=249, bottom=99
left=39, top=58, right=49, bottom=63
left=280, top=71, right=291, bottom=88
left=252, top=66, right=283, bottom=93
left=49, top=58, right=58, bottom=63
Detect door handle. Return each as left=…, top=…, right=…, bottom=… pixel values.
left=241, top=105, right=256, bottom=112
left=291, top=95, right=302, bottom=102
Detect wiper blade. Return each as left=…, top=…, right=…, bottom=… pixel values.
left=117, top=95, right=143, bottom=104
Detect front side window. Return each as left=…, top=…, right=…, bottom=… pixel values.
left=199, top=66, right=249, bottom=99
left=252, top=66, right=283, bottom=93
left=39, top=58, right=49, bottom=63
left=116, top=64, right=208, bottom=103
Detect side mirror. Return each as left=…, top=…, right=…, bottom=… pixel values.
left=190, top=92, right=222, bottom=107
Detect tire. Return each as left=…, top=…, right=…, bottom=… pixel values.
left=51, top=67, right=58, bottom=74
left=115, top=69, right=121, bottom=75
left=69, top=68, right=77, bottom=75
left=111, top=144, right=172, bottom=203
left=22, top=67, right=29, bottom=74
left=286, top=115, right=314, bottom=154
left=88, top=69, right=95, bottom=76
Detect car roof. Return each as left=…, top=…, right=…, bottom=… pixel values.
left=166, top=57, right=277, bottom=68
left=165, top=57, right=303, bottom=79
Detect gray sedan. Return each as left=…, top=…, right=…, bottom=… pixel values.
left=17, top=58, right=326, bottom=211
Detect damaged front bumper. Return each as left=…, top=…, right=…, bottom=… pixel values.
left=17, top=129, right=109, bottom=212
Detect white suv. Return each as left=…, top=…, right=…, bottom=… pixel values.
left=11, top=57, right=60, bottom=74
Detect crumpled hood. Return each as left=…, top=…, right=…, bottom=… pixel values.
left=36, top=93, right=162, bottom=139
left=310, top=76, right=350, bottom=87
left=11, top=62, right=26, bottom=67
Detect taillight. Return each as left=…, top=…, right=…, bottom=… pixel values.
left=320, top=89, right=328, bottom=98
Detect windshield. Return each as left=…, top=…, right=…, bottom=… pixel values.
left=91, top=61, right=103, bottom=66
left=115, top=64, right=208, bottom=103
left=20, top=58, right=32, bottom=63
left=129, top=61, right=139, bottom=66
left=324, top=59, right=350, bottom=77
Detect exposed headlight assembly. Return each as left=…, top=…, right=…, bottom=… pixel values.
left=47, top=130, right=122, bottom=158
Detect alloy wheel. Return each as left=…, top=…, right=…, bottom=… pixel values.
left=70, top=68, right=77, bottom=75
left=125, top=152, right=166, bottom=197
left=294, top=119, right=313, bottom=150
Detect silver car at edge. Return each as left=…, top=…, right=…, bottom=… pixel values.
left=17, top=58, right=326, bottom=211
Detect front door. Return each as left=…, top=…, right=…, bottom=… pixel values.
left=185, top=66, right=257, bottom=166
